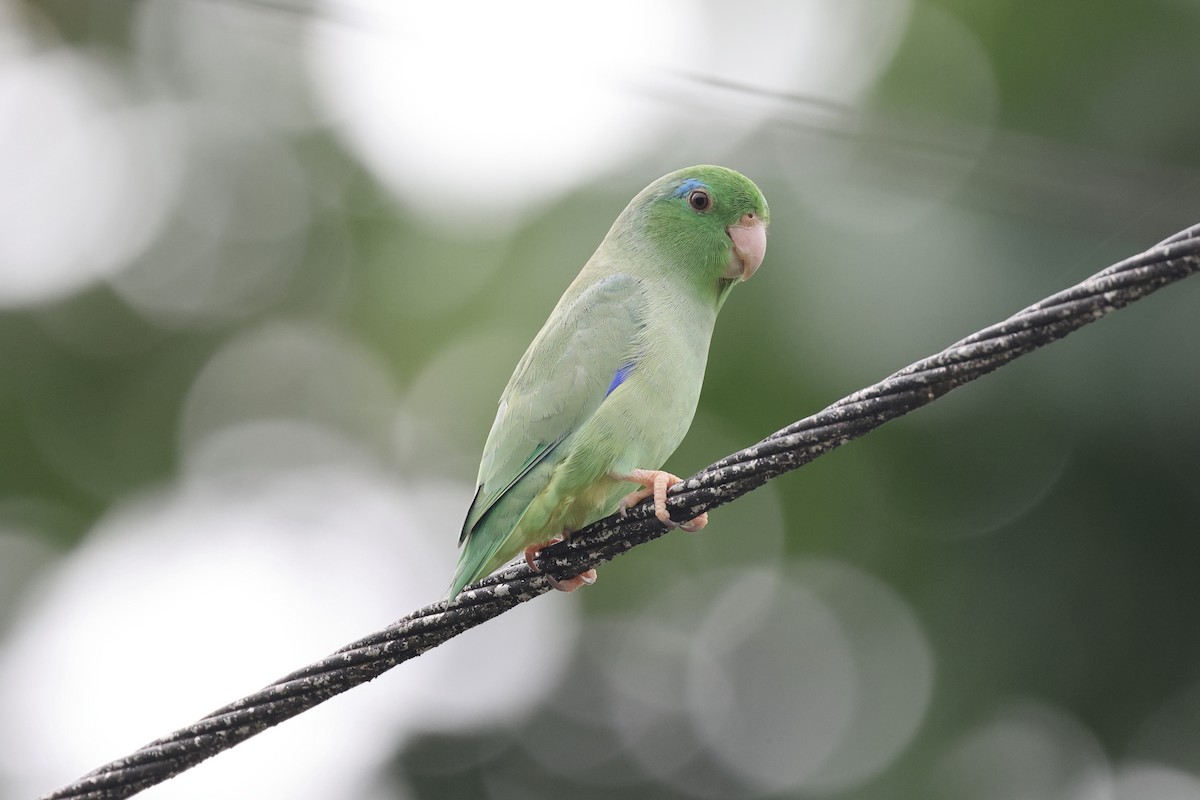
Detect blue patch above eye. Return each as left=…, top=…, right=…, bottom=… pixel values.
left=672, top=179, right=707, bottom=198
left=606, top=361, right=635, bottom=396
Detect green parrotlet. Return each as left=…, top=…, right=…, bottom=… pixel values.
left=450, top=165, right=769, bottom=597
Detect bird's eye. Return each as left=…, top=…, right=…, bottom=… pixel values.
left=687, top=188, right=711, bottom=212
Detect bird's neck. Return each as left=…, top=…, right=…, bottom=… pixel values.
left=601, top=233, right=731, bottom=311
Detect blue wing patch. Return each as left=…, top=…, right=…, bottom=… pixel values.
left=606, top=361, right=635, bottom=396
left=672, top=178, right=707, bottom=198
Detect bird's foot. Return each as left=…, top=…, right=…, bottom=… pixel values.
left=523, top=535, right=597, bottom=592
left=614, top=468, right=707, bottom=532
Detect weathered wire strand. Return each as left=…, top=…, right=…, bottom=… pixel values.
left=41, top=225, right=1200, bottom=800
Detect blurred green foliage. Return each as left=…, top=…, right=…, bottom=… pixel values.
left=4, top=1, right=1200, bottom=798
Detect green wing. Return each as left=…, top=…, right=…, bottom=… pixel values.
left=452, top=272, right=644, bottom=592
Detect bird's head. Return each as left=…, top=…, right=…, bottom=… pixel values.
left=626, top=165, right=769, bottom=293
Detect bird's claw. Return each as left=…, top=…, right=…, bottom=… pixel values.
left=523, top=536, right=597, bottom=593
left=547, top=569, right=597, bottom=592
left=614, top=469, right=707, bottom=532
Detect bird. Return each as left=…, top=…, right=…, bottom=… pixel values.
left=449, top=165, right=768, bottom=597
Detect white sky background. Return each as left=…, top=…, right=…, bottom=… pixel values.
left=302, top=0, right=908, bottom=230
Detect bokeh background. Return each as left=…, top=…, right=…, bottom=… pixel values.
left=3, top=1, right=1200, bottom=798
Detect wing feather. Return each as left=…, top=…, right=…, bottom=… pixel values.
left=461, top=272, right=645, bottom=546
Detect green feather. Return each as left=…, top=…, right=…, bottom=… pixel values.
left=450, top=165, right=769, bottom=596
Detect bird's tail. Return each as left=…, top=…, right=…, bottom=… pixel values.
left=447, top=544, right=492, bottom=599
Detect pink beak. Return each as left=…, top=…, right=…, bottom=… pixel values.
left=725, top=213, right=767, bottom=281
